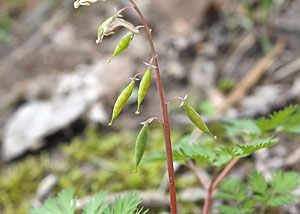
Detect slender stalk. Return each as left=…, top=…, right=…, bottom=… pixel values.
left=212, top=158, right=240, bottom=190
left=187, top=159, right=208, bottom=191
left=203, top=185, right=213, bottom=214
left=128, top=0, right=177, bottom=213
left=203, top=158, right=240, bottom=214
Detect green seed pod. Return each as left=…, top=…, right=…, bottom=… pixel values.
left=108, top=32, right=134, bottom=63
left=135, top=68, right=152, bottom=114
left=109, top=79, right=135, bottom=126
left=183, top=104, right=216, bottom=139
left=135, top=124, right=148, bottom=172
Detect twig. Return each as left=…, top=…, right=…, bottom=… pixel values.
left=187, top=159, right=208, bottom=191
left=217, top=38, right=286, bottom=113
left=212, top=158, right=240, bottom=190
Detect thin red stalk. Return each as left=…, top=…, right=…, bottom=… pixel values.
left=166, top=96, right=185, bottom=105
left=212, top=158, right=240, bottom=190
left=187, top=159, right=208, bottom=191
left=128, top=0, right=177, bottom=213
left=203, top=185, right=213, bottom=214
left=202, top=158, right=240, bottom=214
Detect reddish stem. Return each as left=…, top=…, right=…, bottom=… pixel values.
left=128, top=0, right=177, bottom=213
left=203, top=158, right=240, bottom=214
left=187, top=159, right=208, bottom=191
left=212, top=158, right=240, bottom=190
left=203, top=185, right=213, bottom=214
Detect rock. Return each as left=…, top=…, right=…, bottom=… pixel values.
left=37, top=174, right=57, bottom=200
left=88, top=102, right=109, bottom=125
left=1, top=57, right=133, bottom=161
left=188, top=58, right=217, bottom=92
left=165, top=60, right=186, bottom=80
left=2, top=92, right=92, bottom=161
left=179, top=187, right=207, bottom=202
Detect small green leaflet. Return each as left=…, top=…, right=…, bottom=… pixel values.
left=29, top=189, right=76, bottom=214
left=270, top=171, right=299, bottom=194
left=216, top=171, right=300, bottom=213
left=256, top=105, right=300, bottom=133
left=29, top=189, right=148, bottom=214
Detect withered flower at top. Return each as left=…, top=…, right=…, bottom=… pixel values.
left=96, top=12, right=139, bottom=44
left=74, top=0, right=107, bottom=9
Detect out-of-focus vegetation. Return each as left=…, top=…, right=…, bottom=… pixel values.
left=0, top=128, right=182, bottom=214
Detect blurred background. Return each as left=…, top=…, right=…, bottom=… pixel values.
left=0, top=0, right=300, bottom=213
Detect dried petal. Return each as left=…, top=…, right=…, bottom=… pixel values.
left=74, top=0, right=106, bottom=9
left=96, top=16, right=139, bottom=44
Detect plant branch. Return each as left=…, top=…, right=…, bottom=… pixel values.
left=186, top=159, right=208, bottom=191
left=212, top=158, right=240, bottom=190
left=128, top=0, right=177, bottom=213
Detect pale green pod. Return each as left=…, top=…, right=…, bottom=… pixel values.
left=183, top=104, right=216, bottom=139
left=135, top=125, right=148, bottom=172
left=108, top=32, right=134, bottom=63
left=135, top=68, right=152, bottom=114
left=109, top=79, right=135, bottom=126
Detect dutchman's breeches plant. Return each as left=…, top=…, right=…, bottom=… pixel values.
left=72, top=1, right=300, bottom=214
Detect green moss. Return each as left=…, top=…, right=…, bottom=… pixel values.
left=0, top=127, right=183, bottom=214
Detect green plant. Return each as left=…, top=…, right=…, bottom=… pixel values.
left=145, top=105, right=300, bottom=213
left=215, top=171, right=299, bottom=214
left=30, top=189, right=148, bottom=214
left=31, top=1, right=299, bottom=214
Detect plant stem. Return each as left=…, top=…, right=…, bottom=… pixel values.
left=128, top=0, right=177, bottom=213
left=203, top=184, right=213, bottom=214
left=212, top=158, right=240, bottom=190
left=202, top=158, right=240, bottom=214
left=187, top=159, right=208, bottom=191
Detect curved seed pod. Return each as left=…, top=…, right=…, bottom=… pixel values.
left=109, top=79, right=135, bottom=126
left=135, top=68, right=152, bottom=114
left=108, top=32, right=134, bottom=63
left=135, top=124, right=148, bottom=172
left=183, top=104, right=216, bottom=139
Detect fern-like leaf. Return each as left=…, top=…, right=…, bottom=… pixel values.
left=267, top=195, right=298, bottom=206
left=217, top=205, right=253, bottom=214
left=270, top=171, right=299, bottom=194
left=215, top=178, right=248, bottom=203
left=110, top=192, right=145, bottom=214
left=247, top=172, right=268, bottom=196
left=256, top=105, right=300, bottom=133
left=83, top=191, right=109, bottom=214
left=30, top=189, right=76, bottom=214
left=236, top=138, right=278, bottom=155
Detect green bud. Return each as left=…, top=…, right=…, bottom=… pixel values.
left=135, top=68, right=152, bottom=114
left=135, top=124, right=148, bottom=172
left=108, top=32, right=134, bottom=63
left=183, top=104, right=216, bottom=139
left=109, top=79, right=135, bottom=126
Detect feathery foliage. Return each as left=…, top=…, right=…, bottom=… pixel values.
left=29, top=189, right=148, bottom=214
left=215, top=171, right=299, bottom=213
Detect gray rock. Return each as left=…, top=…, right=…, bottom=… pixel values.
left=1, top=57, right=133, bottom=161
left=37, top=174, right=57, bottom=200
left=179, top=187, right=207, bottom=202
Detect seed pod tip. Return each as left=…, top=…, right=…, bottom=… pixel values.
left=108, top=121, right=113, bottom=126
left=135, top=111, right=140, bottom=115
